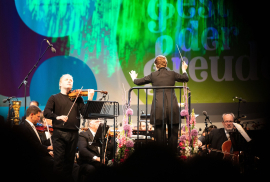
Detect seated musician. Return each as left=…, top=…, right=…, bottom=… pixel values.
left=77, top=120, right=103, bottom=179
left=139, top=121, right=153, bottom=130
left=200, top=113, right=235, bottom=158
left=20, top=100, right=40, bottom=125
left=38, top=111, right=53, bottom=146
left=21, top=105, right=54, bottom=179
left=198, top=124, right=217, bottom=144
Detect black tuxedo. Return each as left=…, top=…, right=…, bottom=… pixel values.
left=23, top=121, right=51, bottom=157
left=78, top=129, right=100, bottom=164
left=22, top=120, right=54, bottom=180
left=204, top=128, right=228, bottom=150
left=202, top=128, right=228, bottom=159
left=20, top=115, right=26, bottom=125
left=134, top=68, right=188, bottom=151
left=77, top=129, right=101, bottom=180
left=134, top=68, right=189, bottom=125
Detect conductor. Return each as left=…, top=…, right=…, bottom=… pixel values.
left=129, top=55, right=189, bottom=152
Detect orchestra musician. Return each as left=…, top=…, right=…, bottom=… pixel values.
left=22, top=105, right=54, bottom=180
left=77, top=120, right=103, bottom=181
left=20, top=100, right=40, bottom=125
left=38, top=111, right=53, bottom=146
left=129, top=55, right=189, bottom=152
left=198, top=125, right=217, bottom=144
left=43, top=74, right=94, bottom=182
left=200, top=113, right=235, bottom=158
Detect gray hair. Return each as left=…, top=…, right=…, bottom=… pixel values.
left=222, top=113, right=235, bottom=121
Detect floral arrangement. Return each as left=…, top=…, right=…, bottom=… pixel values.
left=179, top=83, right=199, bottom=159
left=114, top=84, right=135, bottom=164
left=116, top=108, right=135, bottom=163
left=179, top=109, right=200, bottom=159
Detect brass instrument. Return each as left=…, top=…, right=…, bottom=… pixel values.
left=12, top=101, right=21, bottom=125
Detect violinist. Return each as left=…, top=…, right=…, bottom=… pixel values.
left=20, top=100, right=39, bottom=125
left=44, top=74, right=94, bottom=182
left=22, top=105, right=54, bottom=180
left=38, top=111, right=53, bottom=146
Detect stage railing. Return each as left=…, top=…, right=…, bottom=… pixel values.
left=128, top=86, right=191, bottom=147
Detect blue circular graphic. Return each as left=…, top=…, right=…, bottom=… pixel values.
left=15, top=0, right=95, bottom=37
left=30, top=56, right=97, bottom=106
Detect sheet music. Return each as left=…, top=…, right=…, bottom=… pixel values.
left=233, top=123, right=252, bottom=142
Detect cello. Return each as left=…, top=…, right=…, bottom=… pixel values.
left=207, top=140, right=239, bottom=164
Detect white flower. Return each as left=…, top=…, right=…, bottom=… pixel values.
left=193, top=146, right=199, bottom=153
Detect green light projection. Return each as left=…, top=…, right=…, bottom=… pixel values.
left=116, top=0, right=265, bottom=103
left=18, top=0, right=267, bottom=103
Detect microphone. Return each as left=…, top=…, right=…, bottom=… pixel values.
left=233, top=96, right=246, bottom=103
left=3, top=96, right=15, bottom=103
left=202, top=111, right=212, bottom=124
left=45, top=39, right=56, bottom=53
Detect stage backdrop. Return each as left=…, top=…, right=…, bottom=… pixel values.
left=0, top=0, right=268, bottom=120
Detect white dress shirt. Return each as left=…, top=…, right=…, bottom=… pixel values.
left=89, top=128, right=100, bottom=160
left=26, top=119, right=42, bottom=144
left=224, top=129, right=230, bottom=140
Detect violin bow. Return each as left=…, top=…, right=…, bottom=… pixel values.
left=64, top=86, right=83, bottom=125
left=44, top=118, right=53, bottom=147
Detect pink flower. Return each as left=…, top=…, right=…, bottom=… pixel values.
left=179, top=142, right=183, bottom=147
left=179, top=135, right=186, bottom=142
left=190, top=116, right=195, bottom=124
left=123, top=124, right=131, bottom=131
left=191, top=129, right=198, bottom=136
left=126, top=140, right=134, bottom=148
left=180, top=109, right=188, bottom=116
left=181, top=125, right=187, bottom=132
left=126, top=108, right=133, bottom=116
left=190, top=117, right=194, bottom=121
left=127, top=129, right=133, bottom=137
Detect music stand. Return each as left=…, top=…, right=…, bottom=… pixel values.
left=82, top=101, right=115, bottom=119
left=91, top=123, right=109, bottom=146
left=81, top=101, right=116, bottom=164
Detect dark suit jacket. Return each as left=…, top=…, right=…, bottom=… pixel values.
left=20, top=115, right=26, bottom=125
left=134, top=67, right=189, bottom=125
left=23, top=121, right=51, bottom=157
left=78, top=129, right=100, bottom=165
left=204, top=128, right=228, bottom=151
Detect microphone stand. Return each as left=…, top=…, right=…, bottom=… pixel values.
left=204, top=116, right=211, bottom=154
left=7, top=99, right=13, bottom=128
left=18, top=45, right=51, bottom=114
left=99, top=94, right=107, bottom=164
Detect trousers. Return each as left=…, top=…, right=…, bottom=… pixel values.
left=155, top=123, right=179, bottom=153
left=52, top=129, right=78, bottom=182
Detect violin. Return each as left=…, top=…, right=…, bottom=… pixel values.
left=107, top=128, right=120, bottom=137
left=68, top=89, right=108, bottom=98
left=35, top=123, right=53, bottom=133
